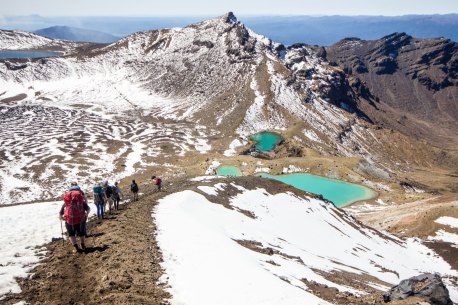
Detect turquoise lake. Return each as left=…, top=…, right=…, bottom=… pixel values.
left=0, top=51, right=62, bottom=59
left=258, top=173, right=377, bottom=207
left=217, top=165, right=243, bottom=177
left=251, top=132, right=282, bottom=151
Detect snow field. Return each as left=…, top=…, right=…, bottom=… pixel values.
left=0, top=200, right=98, bottom=298
left=155, top=184, right=458, bottom=305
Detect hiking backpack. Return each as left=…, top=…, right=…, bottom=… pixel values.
left=131, top=182, right=139, bottom=192
left=105, top=185, right=113, bottom=197
left=112, top=186, right=120, bottom=199
left=63, top=190, right=85, bottom=225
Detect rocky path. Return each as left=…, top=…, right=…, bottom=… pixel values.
left=3, top=190, right=170, bottom=305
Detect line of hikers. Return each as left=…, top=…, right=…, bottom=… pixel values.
left=59, top=176, right=161, bottom=253
left=92, top=181, right=124, bottom=219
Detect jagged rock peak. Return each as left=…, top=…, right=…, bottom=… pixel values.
left=381, top=32, right=411, bottom=41
left=223, top=12, right=239, bottom=24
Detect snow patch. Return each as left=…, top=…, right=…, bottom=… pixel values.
left=435, top=217, right=458, bottom=229
left=224, top=138, right=246, bottom=157
left=155, top=186, right=458, bottom=304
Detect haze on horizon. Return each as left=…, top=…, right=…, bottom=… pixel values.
left=1, top=0, right=458, bottom=17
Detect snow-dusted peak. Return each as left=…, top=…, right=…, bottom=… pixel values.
left=0, top=29, right=87, bottom=52
left=224, top=11, right=239, bottom=24
left=0, top=29, right=53, bottom=50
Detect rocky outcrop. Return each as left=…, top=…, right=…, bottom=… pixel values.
left=383, top=273, right=453, bottom=305
left=326, top=33, right=458, bottom=149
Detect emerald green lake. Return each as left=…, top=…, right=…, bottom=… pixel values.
left=251, top=132, right=282, bottom=151
left=258, top=173, right=377, bottom=207
left=217, top=165, right=242, bottom=177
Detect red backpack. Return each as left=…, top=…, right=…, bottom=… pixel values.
left=63, top=190, right=86, bottom=225
left=156, top=177, right=162, bottom=185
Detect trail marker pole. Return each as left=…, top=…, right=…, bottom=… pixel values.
left=60, top=219, right=65, bottom=246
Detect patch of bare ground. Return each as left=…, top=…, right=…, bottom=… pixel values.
left=304, top=270, right=438, bottom=305
left=304, top=278, right=432, bottom=305
left=2, top=190, right=170, bottom=305
left=424, top=241, right=458, bottom=271
left=303, top=269, right=392, bottom=305
left=355, top=194, right=458, bottom=235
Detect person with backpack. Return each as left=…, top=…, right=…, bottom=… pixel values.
left=103, top=181, right=114, bottom=213
left=93, top=182, right=106, bottom=219
left=130, top=180, right=139, bottom=201
left=152, top=175, right=162, bottom=192
left=60, top=183, right=91, bottom=253
left=112, top=181, right=123, bottom=210
left=69, top=181, right=88, bottom=203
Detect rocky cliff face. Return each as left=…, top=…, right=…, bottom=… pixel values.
left=326, top=33, right=458, bottom=148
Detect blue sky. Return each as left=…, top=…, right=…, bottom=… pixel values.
left=1, top=0, right=457, bottom=16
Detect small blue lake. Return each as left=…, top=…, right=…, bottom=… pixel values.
left=258, top=173, right=377, bottom=207
left=251, top=132, right=282, bottom=151
left=0, top=51, right=62, bottom=59
left=217, top=165, right=242, bottom=177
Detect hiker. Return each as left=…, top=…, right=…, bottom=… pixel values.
left=112, top=181, right=123, bottom=211
left=60, top=183, right=91, bottom=253
left=103, top=181, right=114, bottom=213
left=130, top=179, right=139, bottom=201
left=93, top=182, right=106, bottom=219
left=152, top=175, right=162, bottom=192
left=69, top=181, right=88, bottom=203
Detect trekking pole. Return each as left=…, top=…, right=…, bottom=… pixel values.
left=60, top=219, right=65, bottom=246
left=86, top=220, right=92, bottom=248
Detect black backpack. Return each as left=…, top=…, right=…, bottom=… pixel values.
left=105, top=185, right=113, bottom=197
left=131, top=182, right=139, bottom=192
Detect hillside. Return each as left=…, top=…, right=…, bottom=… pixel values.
left=0, top=12, right=457, bottom=305
left=0, top=29, right=88, bottom=52
left=326, top=33, right=458, bottom=149
left=1, top=177, right=457, bottom=304
left=1, top=13, right=456, bottom=205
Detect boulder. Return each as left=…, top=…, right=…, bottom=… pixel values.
left=383, top=273, right=453, bottom=305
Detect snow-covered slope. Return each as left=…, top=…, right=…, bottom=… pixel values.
left=155, top=178, right=458, bottom=304
left=0, top=200, right=98, bottom=297
left=0, top=13, right=444, bottom=204
left=0, top=29, right=83, bottom=51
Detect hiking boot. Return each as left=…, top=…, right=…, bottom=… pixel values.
left=80, top=243, right=86, bottom=250
left=73, top=244, right=81, bottom=253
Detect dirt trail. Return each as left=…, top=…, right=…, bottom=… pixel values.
left=3, top=189, right=170, bottom=305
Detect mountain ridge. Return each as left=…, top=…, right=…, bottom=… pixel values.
left=0, top=12, right=456, bottom=205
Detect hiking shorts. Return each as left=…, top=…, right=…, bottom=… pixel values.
left=65, top=222, right=86, bottom=237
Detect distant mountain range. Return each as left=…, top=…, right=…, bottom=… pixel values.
left=244, top=14, right=458, bottom=45
left=34, top=26, right=119, bottom=43
left=1, top=14, right=457, bottom=45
